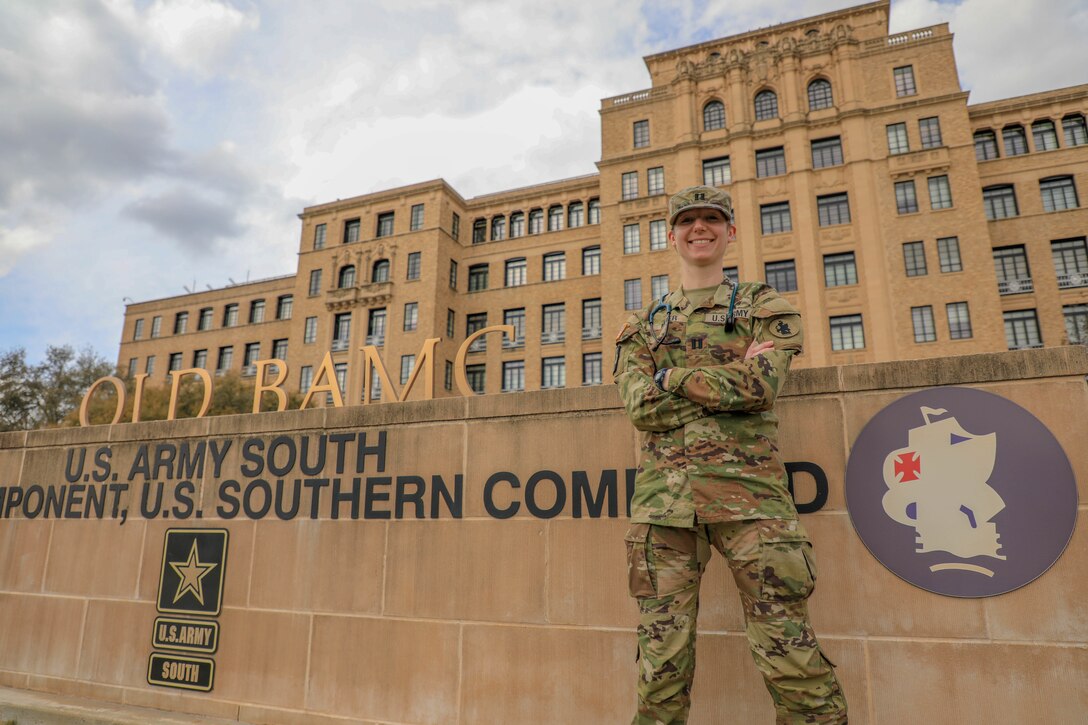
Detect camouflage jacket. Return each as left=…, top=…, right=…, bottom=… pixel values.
left=614, top=281, right=802, bottom=526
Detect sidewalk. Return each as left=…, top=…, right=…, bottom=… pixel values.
left=0, top=686, right=249, bottom=725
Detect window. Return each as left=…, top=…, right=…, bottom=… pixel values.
left=823, top=253, right=857, bottom=287
left=760, top=202, right=792, bottom=234
left=367, top=308, right=387, bottom=346
left=1063, top=114, right=1087, bottom=147
left=272, top=338, right=288, bottom=360
left=765, top=260, right=798, bottom=292
left=807, top=78, right=833, bottom=110
left=300, top=366, right=314, bottom=394
left=811, top=137, right=843, bottom=168
left=376, top=212, right=394, bottom=237
left=1003, top=125, right=1028, bottom=156
left=983, top=185, right=1018, bottom=219
left=582, top=246, right=601, bottom=276
left=895, top=180, right=919, bottom=214
left=216, top=346, right=232, bottom=373
left=504, top=308, right=525, bottom=347
left=754, top=89, right=778, bottom=120
left=403, top=302, right=418, bottom=331
left=276, top=295, right=293, bottom=320
left=903, top=242, right=927, bottom=277
left=491, top=216, right=506, bottom=241
left=994, top=246, right=1032, bottom=294
left=542, top=357, right=565, bottom=389
left=817, top=193, right=851, bottom=226
left=510, top=212, right=525, bottom=238
left=919, top=117, right=943, bottom=148
left=145, top=355, right=156, bottom=375
left=304, top=316, right=317, bottom=344
left=756, top=147, right=786, bottom=178
left=647, top=167, right=665, bottom=196
left=582, top=299, right=601, bottom=339
left=243, top=342, right=260, bottom=372
left=623, top=224, right=641, bottom=254
left=624, top=278, right=642, bottom=310
left=169, top=352, right=183, bottom=372
left=1004, top=309, right=1042, bottom=349
left=1032, top=120, right=1059, bottom=151
left=1052, top=238, right=1088, bottom=288
left=372, top=259, right=390, bottom=283
left=830, top=314, right=865, bottom=350
left=886, top=123, right=910, bottom=155
left=528, top=209, right=543, bottom=234
left=947, top=302, right=973, bottom=339
left=583, top=353, right=603, bottom=386
left=651, top=274, right=670, bottom=300
left=633, top=119, right=650, bottom=148
left=1064, top=304, right=1088, bottom=344
left=473, top=218, right=486, bottom=244
left=335, top=363, right=349, bottom=400
left=568, top=202, right=584, bottom=228
left=649, top=220, right=667, bottom=251
left=406, top=251, right=421, bottom=280
left=588, top=199, right=601, bottom=224
left=338, top=265, right=356, bottom=289
left=193, top=349, right=207, bottom=369
left=1041, top=176, right=1079, bottom=212
left=344, top=218, right=360, bottom=244
left=444, top=361, right=453, bottom=391
left=133, top=319, right=144, bottom=340
left=468, top=264, right=489, bottom=292
left=314, top=223, right=327, bottom=250
left=332, top=313, right=351, bottom=350
left=703, top=157, right=731, bottom=186
left=621, top=172, right=639, bottom=200
left=449, top=260, right=458, bottom=289
left=723, top=266, right=739, bottom=285
left=893, top=65, right=916, bottom=97
left=911, top=306, right=937, bottom=343
left=400, top=355, right=415, bottom=385
left=223, top=305, right=238, bottom=328
left=542, top=303, right=565, bottom=343
left=938, top=237, right=963, bottom=273
left=466, top=312, right=488, bottom=351
left=451, top=212, right=460, bottom=240
left=543, top=252, right=566, bottom=281
left=308, top=269, right=322, bottom=296
left=505, top=257, right=527, bottom=286
left=198, top=308, right=212, bottom=331
left=174, top=312, right=188, bottom=335
left=151, top=316, right=162, bottom=338
left=502, top=361, right=525, bottom=392
left=127, top=357, right=137, bottom=377
left=410, top=204, right=424, bottom=231
left=703, top=100, right=725, bottom=130
left=548, top=205, right=563, bottom=231
left=446, top=309, right=455, bottom=339
left=974, top=130, right=999, bottom=161
left=928, top=175, right=953, bottom=209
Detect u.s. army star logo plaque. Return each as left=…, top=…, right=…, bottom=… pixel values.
left=156, top=528, right=228, bottom=616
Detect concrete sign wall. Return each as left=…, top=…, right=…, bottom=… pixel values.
left=0, top=347, right=1085, bottom=724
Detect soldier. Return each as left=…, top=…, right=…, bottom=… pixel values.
left=614, top=185, right=847, bottom=724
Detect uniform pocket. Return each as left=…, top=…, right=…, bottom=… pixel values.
left=757, top=523, right=815, bottom=603
left=624, top=523, right=655, bottom=598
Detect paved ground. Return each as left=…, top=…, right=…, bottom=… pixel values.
left=0, top=686, right=249, bottom=725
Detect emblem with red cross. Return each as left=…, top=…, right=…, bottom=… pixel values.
left=894, top=451, right=921, bottom=482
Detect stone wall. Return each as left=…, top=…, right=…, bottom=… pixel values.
left=0, top=347, right=1085, bottom=724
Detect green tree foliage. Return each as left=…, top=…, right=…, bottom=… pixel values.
left=0, top=345, right=113, bottom=431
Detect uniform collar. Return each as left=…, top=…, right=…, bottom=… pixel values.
left=673, top=276, right=736, bottom=312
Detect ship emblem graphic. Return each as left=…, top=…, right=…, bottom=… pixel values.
left=881, top=407, right=1005, bottom=576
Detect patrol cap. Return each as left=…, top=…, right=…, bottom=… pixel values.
left=667, top=185, right=733, bottom=225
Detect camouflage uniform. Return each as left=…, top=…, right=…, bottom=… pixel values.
left=615, top=281, right=847, bottom=725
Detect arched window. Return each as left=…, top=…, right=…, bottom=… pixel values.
left=491, top=215, right=506, bottom=241
left=807, top=79, right=833, bottom=110
left=547, top=205, right=563, bottom=232
left=587, top=198, right=601, bottom=225
left=372, top=259, right=390, bottom=283
left=509, top=211, right=525, bottom=238
left=974, top=130, right=999, bottom=161
left=528, top=208, right=544, bottom=234
left=338, top=265, right=356, bottom=289
left=568, top=201, right=584, bottom=228
left=754, top=89, right=778, bottom=121
left=472, top=218, right=486, bottom=244
left=703, top=100, right=725, bottom=131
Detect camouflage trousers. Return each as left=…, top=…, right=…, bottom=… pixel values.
left=624, top=519, right=847, bottom=725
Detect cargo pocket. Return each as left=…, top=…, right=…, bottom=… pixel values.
left=624, top=523, right=655, bottom=598
left=757, top=526, right=815, bottom=603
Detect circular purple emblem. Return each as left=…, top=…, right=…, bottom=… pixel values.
left=845, top=387, right=1078, bottom=597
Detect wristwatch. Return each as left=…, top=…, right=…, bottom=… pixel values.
left=654, top=368, right=669, bottom=391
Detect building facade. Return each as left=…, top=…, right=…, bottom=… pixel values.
left=118, top=0, right=1088, bottom=402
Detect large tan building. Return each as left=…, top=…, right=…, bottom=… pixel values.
left=118, top=0, right=1088, bottom=402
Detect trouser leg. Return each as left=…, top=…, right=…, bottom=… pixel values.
left=625, top=523, right=708, bottom=725
left=711, top=518, right=848, bottom=725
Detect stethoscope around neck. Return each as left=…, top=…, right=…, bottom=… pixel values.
left=648, top=277, right=738, bottom=350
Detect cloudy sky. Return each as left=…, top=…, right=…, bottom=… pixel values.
left=1, top=0, right=1085, bottom=364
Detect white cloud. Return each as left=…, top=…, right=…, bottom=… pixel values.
left=143, top=0, right=259, bottom=77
